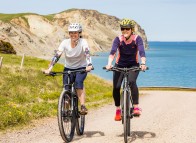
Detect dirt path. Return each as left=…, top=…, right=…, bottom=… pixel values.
left=1, top=91, right=196, bottom=143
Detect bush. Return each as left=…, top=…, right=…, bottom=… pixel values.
left=0, top=40, right=16, bottom=54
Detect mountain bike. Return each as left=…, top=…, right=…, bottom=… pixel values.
left=103, top=66, right=148, bottom=143
left=48, top=69, right=89, bottom=142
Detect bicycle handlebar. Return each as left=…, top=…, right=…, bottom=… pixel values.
left=43, top=68, right=94, bottom=76
left=103, top=66, right=149, bottom=72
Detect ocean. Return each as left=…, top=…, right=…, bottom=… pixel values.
left=91, top=42, right=196, bottom=88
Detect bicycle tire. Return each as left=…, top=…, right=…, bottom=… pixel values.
left=123, top=91, right=128, bottom=143
left=127, top=91, right=131, bottom=136
left=76, top=114, right=85, bottom=135
left=57, top=90, right=76, bottom=142
left=121, top=91, right=124, bottom=125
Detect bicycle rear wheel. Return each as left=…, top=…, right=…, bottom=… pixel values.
left=75, top=96, right=85, bottom=135
left=57, top=90, right=76, bottom=142
left=76, top=114, right=85, bottom=135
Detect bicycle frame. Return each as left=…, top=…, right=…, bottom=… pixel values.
left=65, top=71, right=77, bottom=112
left=121, top=70, right=134, bottom=119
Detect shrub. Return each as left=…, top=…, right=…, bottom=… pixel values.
left=0, top=40, right=16, bottom=54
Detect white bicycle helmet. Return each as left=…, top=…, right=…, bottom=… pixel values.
left=68, top=23, right=82, bottom=32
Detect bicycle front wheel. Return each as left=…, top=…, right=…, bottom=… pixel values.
left=123, top=91, right=130, bottom=143
left=57, top=90, right=76, bottom=142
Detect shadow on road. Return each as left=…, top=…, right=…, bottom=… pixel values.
left=73, top=130, right=105, bottom=142
left=84, top=131, right=105, bottom=137
left=118, top=131, right=156, bottom=142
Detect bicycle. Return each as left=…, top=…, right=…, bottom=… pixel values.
left=47, top=69, right=89, bottom=142
left=103, top=66, right=148, bottom=143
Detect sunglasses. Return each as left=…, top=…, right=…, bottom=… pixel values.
left=121, top=28, right=131, bottom=31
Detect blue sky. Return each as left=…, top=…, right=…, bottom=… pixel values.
left=0, top=0, right=196, bottom=41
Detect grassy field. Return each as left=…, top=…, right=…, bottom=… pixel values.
left=0, top=53, right=113, bottom=130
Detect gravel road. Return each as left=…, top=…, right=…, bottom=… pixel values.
left=0, top=90, right=196, bottom=143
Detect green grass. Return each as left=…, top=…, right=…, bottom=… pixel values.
left=0, top=13, right=37, bottom=22
left=0, top=53, right=113, bottom=130
left=0, top=13, right=54, bottom=24
left=42, top=14, right=55, bottom=21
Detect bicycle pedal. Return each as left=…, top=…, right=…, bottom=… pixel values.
left=79, top=111, right=87, bottom=115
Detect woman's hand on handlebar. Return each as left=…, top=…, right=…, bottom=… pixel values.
left=140, top=64, right=147, bottom=71
left=105, top=64, right=113, bottom=70
left=86, top=65, right=93, bottom=72
left=43, top=69, right=51, bottom=74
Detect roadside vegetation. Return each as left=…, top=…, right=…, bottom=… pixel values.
left=0, top=53, right=113, bottom=130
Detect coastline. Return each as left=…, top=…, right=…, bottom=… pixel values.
left=139, top=86, right=196, bottom=91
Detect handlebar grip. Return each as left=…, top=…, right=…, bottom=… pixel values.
left=49, top=72, right=57, bottom=76
left=42, top=71, right=56, bottom=76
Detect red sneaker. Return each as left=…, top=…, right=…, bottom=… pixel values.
left=133, top=107, right=142, bottom=117
left=115, top=109, right=121, bottom=121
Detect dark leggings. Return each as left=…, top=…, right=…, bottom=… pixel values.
left=113, top=66, right=139, bottom=106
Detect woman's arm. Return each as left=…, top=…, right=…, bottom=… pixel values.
left=84, top=47, right=92, bottom=66
left=107, top=37, right=120, bottom=68
left=45, top=40, right=66, bottom=73
left=136, top=36, right=146, bottom=64
left=48, top=50, right=63, bottom=71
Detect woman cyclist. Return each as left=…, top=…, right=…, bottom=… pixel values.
left=44, top=23, right=93, bottom=115
left=105, top=18, right=147, bottom=121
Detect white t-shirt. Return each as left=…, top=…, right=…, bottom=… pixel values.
left=58, top=38, right=91, bottom=69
